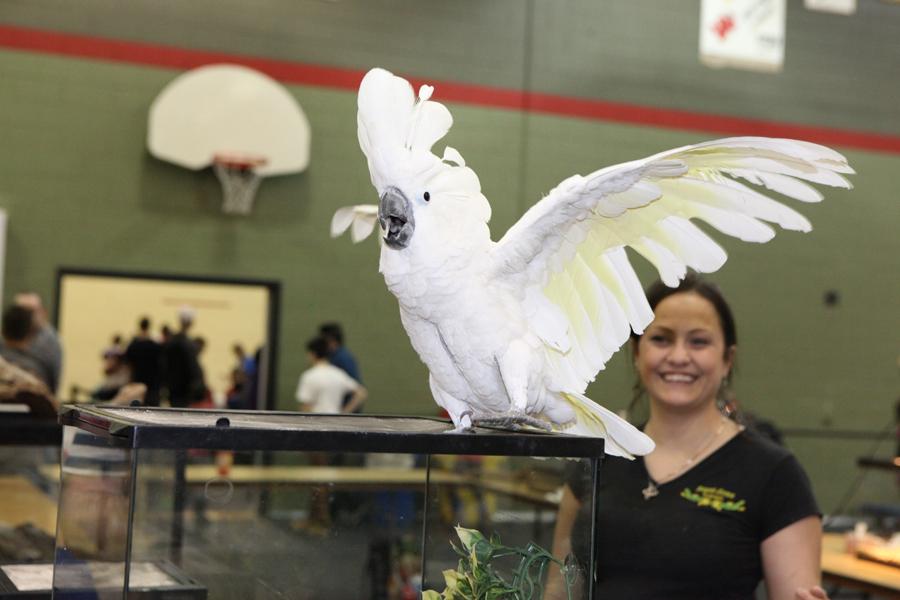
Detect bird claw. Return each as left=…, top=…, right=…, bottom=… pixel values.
left=444, top=410, right=475, bottom=434
left=474, top=411, right=553, bottom=432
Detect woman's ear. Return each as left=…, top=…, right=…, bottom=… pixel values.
left=724, top=344, right=736, bottom=372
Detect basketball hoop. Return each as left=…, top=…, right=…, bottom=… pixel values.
left=148, top=65, right=311, bottom=216
left=213, top=153, right=268, bottom=215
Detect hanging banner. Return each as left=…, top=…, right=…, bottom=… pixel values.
left=700, top=0, right=786, bottom=72
left=804, top=0, right=856, bottom=14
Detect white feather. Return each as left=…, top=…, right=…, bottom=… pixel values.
left=331, top=204, right=379, bottom=243
left=442, top=146, right=465, bottom=167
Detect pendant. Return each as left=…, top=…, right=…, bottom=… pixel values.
left=642, top=481, right=659, bottom=500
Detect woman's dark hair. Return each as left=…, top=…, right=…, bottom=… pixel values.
left=630, top=272, right=737, bottom=353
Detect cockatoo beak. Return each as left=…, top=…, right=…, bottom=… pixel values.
left=378, top=186, right=415, bottom=249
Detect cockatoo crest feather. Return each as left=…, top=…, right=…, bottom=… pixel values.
left=356, top=68, right=490, bottom=224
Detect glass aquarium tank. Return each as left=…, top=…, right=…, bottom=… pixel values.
left=51, top=405, right=604, bottom=599
left=0, top=411, right=62, bottom=597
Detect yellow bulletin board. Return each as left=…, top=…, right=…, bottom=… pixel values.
left=54, top=269, right=279, bottom=409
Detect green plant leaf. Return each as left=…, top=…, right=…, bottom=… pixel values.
left=455, top=525, right=487, bottom=551
left=423, top=527, right=575, bottom=600
left=442, top=568, right=461, bottom=592
left=472, top=537, right=494, bottom=565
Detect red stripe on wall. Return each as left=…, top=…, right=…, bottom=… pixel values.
left=0, top=24, right=367, bottom=90
left=1, top=24, right=898, bottom=154
left=525, top=94, right=900, bottom=154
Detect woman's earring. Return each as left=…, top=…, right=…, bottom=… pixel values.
left=717, top=374, right=736, bottom=416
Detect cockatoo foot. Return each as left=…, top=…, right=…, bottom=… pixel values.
left=474, top=411, right=553, bottom=432
left=444, top=410, right=475, bottom=434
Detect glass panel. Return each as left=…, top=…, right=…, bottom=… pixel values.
left=0, top=443, right=59, bottom=538
left=0, top=442, right=60, bottom=596
left=53, top=425, right=134, bottom=599
left=422, top=454, right=592, bottom=600
left=127, top=448, right=426, bottom=599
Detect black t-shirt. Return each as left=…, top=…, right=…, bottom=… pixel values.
left=161, top=334, right=205, bottom=407
left=125, top=338, right=161, bottom=385
left=569, top=429, right=819, bottom=600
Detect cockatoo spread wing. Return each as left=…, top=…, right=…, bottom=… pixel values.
left=491, top=137, right=854, bottom=394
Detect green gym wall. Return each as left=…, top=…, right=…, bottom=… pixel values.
left=0, top=1, right=898, bottom=512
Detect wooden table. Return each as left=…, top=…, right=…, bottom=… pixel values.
left=177, top=465, right=561, bottom=507
left=175, top=464, right=561, bottom=543
left=821, top=532, right=900, bottom=597
left=42, top=463, right=562, bottom=508
left=45, top=463, right=560, bottom=506
left=0, top=475, right=57, bottom=533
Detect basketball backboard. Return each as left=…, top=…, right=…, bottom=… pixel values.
left=147, top=64, right=311, bottom=214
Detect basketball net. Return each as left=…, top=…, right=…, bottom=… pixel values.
left=213, top=153, right=268, bottom=215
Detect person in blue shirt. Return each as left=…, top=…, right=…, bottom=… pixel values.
left=318, top=322, right=361, bottom=411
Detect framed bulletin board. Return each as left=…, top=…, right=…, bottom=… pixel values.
left=54, top=268, right=280, bottom=411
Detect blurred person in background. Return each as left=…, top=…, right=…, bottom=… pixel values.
left=125, top=316, right=162, bottom=407
left=161, top=306, right=205, bottom=408
left=295, top=335, right=367, bottom=533
left=0, top=293, right=62, bottom=394
left=0, top=304, right=54, bottom=390
left=319, top=322, right=362, bottom=412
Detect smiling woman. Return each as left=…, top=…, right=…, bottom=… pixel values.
left=634, top=291, right=735, bottom=416
left=546, top=273, right=828, bottom=600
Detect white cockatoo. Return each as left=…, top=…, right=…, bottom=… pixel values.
left=331, top=68, right=853, bottom=458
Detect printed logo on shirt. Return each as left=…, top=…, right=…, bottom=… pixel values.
left=680, top=485, right=746, bottom=512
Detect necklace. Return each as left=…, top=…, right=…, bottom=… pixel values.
left=641, top=417, right=732, bottom=500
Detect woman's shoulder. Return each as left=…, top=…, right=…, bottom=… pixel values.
left=722, top=424, right=796, bottom=469
left=710, top=426, right=817, bottom=514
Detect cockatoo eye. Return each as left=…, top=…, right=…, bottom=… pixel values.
left=423, top=191, right=431, bottom=202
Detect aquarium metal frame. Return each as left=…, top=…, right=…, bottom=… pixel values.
left=59, top=405, right=606, bottom=457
